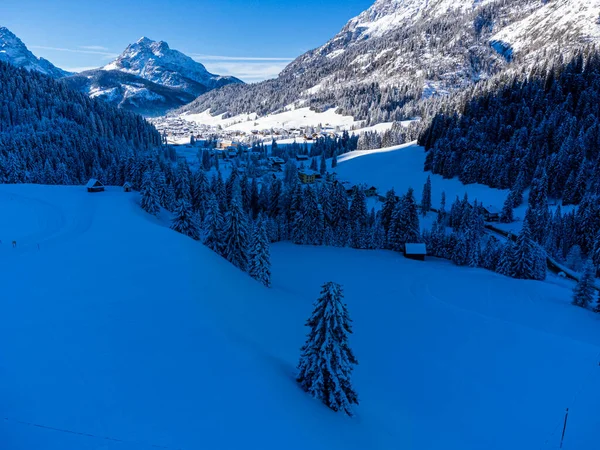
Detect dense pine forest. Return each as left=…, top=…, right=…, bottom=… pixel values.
left=416, top=48, right=600, bottom=270
left=0, top=61, right=162, bottom=185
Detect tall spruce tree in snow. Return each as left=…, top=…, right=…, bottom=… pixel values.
left=203, top=192, right=224, bottom=255
left=421, top=175, right=432, bottom=217
left=500, top=195, right=514, bottom=223
left=248, top=216, right=271, bottom=287
left=389, top=188, right=420, bottom=251
left=498, top=238, right=516, bottom=278
left=141, top=171, right=160, bottom=216
left=572, top=260, right=597, bottom=310
left=297, top=282, right=358, bottom=416
left=331, top=151, right=338, bottom=169
left=512, top=222, right=544, bottom=280
left=223, top=182, right=249, bottom=271
left=170, top=198, right=200, bottom=240
left=320, top=152, right=327, bottom=176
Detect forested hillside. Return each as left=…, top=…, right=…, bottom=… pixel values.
left=0, top=61, right=162, bottom=184
left=420, top=47, right=600, bottom=202
left=418, top=47, right=600, bottom=266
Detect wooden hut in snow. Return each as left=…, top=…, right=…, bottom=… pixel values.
left=86, top=179, right=105, bottom=193
left=404, top=243, right=427, bottom=261
left=123, top=182, right=133, bottom=192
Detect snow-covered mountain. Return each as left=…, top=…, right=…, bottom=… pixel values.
left=102, top=37, right=242, bottom=95
left=0, top=26, right=70, bottom=78
left=180, top=0, right=600, bottom=124
left=64, top=37, right=243, bottom=117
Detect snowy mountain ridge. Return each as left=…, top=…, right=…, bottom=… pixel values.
left=181, top=0, right=600, bottom=126
left=64, top=37, right=243, bottom=116
left=0, top=26, right=70, bottom=78
left=102, top=36, right=242, bottom=95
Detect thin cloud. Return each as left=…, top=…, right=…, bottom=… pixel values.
left=202, top=61, right=290, bottom=83
left=30, top=45, right=118, bottom=59
left=79, top=45, right=109, bottom=51
left=63, top=66, right=99, bottom=73
left=191, top=54, right=294, bottom=62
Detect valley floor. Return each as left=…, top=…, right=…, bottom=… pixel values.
left=0, top=185, right=598, bottom=449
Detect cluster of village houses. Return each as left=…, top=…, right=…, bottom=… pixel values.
left=151, top=116, right=345, bottom=147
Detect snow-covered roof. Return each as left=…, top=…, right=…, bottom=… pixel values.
left=405, top=243, right=426, bottom=254
left=86, top=178, right=103, bottom=188
left=299, top=169, right=319, bottom=176
left=484, top=205, right=501, bottom=214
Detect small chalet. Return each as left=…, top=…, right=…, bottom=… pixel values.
left=123, top=182, right=133, bottom=192
left=295, top=154, right=310, bottom=162
left=86, top=178, right=105, bottom=193
left=365, top=186, right=378, bottom=197
left=269, top=156, right=285, bottom=166
left=404, top=243, right=427, bottom=261
left=482, top=205, right=500, bottom=222
left=299, top=169, right=318, bottom=184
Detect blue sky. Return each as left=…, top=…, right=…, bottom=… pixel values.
left=0, top=0, right=373, bottom=82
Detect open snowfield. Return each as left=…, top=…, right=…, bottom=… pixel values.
left=335, top=142, right=510, bottom=211
left=1, top=184, right=599, bottom=449
left=182, top=107, right=358, bottom=132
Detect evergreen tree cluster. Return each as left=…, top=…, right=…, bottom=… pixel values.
left=0, top=61, right=161, bottom=185
left=419, top=48, right=600, bottom=205
left=423, top=193, right=546, bottom=280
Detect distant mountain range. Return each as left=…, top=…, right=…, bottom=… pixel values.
left=0, top=28, right=242, bottom=116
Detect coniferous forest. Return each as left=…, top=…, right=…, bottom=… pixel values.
left=0, top=61, right=161, bottom=185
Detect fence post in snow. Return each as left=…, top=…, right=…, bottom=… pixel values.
left=560, top=408, right=569, bottom=448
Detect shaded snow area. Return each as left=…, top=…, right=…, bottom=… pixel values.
left=335, top=141, right=510, bottom=210
left=0, top=184, right=599, bottom=449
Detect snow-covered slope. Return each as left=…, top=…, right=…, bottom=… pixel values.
left=0, top=184, right=599, bottom=449
left=0, top=27, right=70, bottom=78
left=492, top=0, right=600, bottom=54
left=182, top=0, right=600, bottom=124
left=103, top=37, right=242, bottom=96
left=334, top=141, right=510, bottom=210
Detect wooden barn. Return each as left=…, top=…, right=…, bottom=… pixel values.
left=123, top=182, right=133, bottom=192
left=86, top=178, right=105, bottom=193
left=482, top=205, right=500, bottom=222
left=404, top=243, right=427, bottom=261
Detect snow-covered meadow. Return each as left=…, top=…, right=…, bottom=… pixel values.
left=0, top=184, right=599, bottom=450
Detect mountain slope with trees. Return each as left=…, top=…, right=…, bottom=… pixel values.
left=0, top=60, right=161, bottom=185
left=178, top=0, right=600, bottom=125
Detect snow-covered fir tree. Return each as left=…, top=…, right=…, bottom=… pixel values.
left=572, top=260, right=597, bottom=310
left=203, top=192, right=224, bottom=255
left=223, top=181, right=249, bottom=271
left=297, top=281, right=358, bottom=416
left=512, top=222, right=545, bottom=281
left=170, top=197, right=200, bottom=240
left=248, top=216, right=272, bottom=287
left=421, top=175, right=432, bottom=217
left=141, top=171, right=160, bottom=216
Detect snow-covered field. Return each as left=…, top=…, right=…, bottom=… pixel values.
left=1, top=184, right=599, bottom=449
left=335, top=142, right=510, bottom=211
left=182, top=107, right=358, bottom=132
